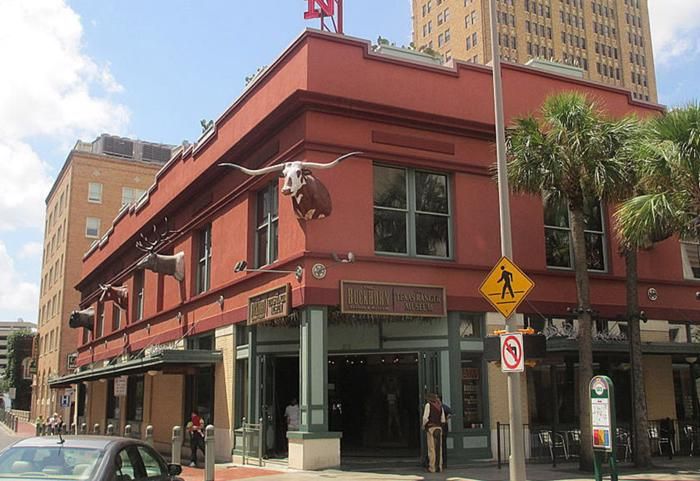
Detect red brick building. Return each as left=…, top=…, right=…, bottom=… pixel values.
left=51, top=31, right=699, bottom=467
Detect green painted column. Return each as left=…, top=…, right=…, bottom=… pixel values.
left=299, top=306, right=328, bottom=432
left=246, top=326, right=257, bottom=422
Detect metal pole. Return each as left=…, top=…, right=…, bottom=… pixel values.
left=172, top=426, right=182, bottom=465
left=205, top=425, right=215, bottom=481
left=487, top=1, right=526, bottom=480
left=258, top=418, right=264, bottom=467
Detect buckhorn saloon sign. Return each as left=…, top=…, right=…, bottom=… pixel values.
left=341, top=281, right=446, bottom=317
left=248, top=284, right=291, bottom=325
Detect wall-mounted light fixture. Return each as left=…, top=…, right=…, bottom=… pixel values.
left=218, top=295, right=224, bottom=308
left=234, top=260, right=303, bottom=282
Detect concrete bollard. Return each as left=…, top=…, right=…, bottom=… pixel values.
left=124, top=425, right=132, bottom=438
left=106, top=424, right=114, bottom=436
left=12, top=416, right=18, bottom=432
left=205, top=425, right=215, bottom=481
left=171, top=426, right=182, bottom=466
left=80, top=423, right=87, bottom=435
left=145, top=425, right=154, bottom=446
left=93, top=423, right=100, bottom=435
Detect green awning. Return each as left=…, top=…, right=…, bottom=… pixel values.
left=49, top=349, right=222, bottom=388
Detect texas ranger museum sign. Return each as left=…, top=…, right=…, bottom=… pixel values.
left=341, top=281, right=446, bottom=317
left=248, top=284, right=291, bottom=325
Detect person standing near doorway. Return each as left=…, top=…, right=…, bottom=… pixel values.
left=188, top=411, right=205, bottom=467
left=422, top=393, right=445, bottom=473
left=284, top=398, right=300, bottom=432
left=439, top=394, right=452, bottom=469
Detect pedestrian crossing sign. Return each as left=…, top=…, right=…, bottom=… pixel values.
left=479, top=256, right=535, bottom=319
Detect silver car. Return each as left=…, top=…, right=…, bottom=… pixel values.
left=0, top=436, right=183, bottom=481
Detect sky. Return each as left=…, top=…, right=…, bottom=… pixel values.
left=0, top=0, right=698, bottom=324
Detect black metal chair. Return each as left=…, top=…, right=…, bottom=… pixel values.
left=649, top=426, right=674, bottom=456
left=538, top=430, right=569, bottom=461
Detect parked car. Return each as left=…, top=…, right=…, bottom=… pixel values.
left=0, top=436, right=183, bottom=481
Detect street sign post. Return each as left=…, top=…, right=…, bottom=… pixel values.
left=590, top=375, right=619, bottom=481
left=500, top=333, right=525, bottom=372
left=479, top=256, right=535, bottom=319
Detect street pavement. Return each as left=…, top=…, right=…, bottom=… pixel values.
left=0, top=424, right=697, bottom=481
left=184, top=458, right=700, bottom=481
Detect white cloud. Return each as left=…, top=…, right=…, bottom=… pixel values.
left=649, top=0, right=700, bottom=65
left=18, top=242, right=44, bottom=260
left=0, top=242, right=39, bottom=317
left=0, top=0, right=130, bottom=232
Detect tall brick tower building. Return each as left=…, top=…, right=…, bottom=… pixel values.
left=412, top=0, right=657, bottom=102
left=33, top=135, right=173, bottom=420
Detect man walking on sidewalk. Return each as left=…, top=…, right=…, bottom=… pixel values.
left=422, top=393, right=445, bottom=473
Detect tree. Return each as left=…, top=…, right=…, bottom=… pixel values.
left=615, top=103, right=700, bottom=244
left=609, top=117, right=653, bottom=467
left=506, top=92, right=631, bottom=470
left=615, top=104, right=700, bottom=464
left=4, top=330, right=34, bottom=411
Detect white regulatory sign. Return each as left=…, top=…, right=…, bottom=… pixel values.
left=114, top=376, right=128, bottom=397
left=500, top=333, right=525, bottom=372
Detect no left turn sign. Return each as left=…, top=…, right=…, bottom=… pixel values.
left=500, top=333, right=524, bottom=372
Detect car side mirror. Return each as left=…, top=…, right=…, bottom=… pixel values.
left=167, top=464, right=182, bottom=476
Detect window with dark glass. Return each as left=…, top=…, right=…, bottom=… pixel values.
left=543, top=196, right=607, bottom=271
left=196, top=224, right=212, bottom=294
left=95, top=303, right=104, bottom=339
left=133, top=270, right=144, bottom=321
left=127, top=375, right=144, bottom=422
left=373, top=165, right=450, bottom=258
left=461, top=355, right=484, bottom=428
left=256, top=183, right=279, bottom=268
left=112, top=304, right=120, bottom=331
left=458, top=312, right=482, bottom=338
left=106, top=379, right=119, bottom=420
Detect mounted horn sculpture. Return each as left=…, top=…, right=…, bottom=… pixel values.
left=135, top=217, right=185, bottom=282
left=98, top=284, right=128, bottom=310
left=69, top=307, right=95, bottom=330
left=220, top=151, right=363, bottom=220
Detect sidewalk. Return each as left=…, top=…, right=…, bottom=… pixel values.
left=186, top=457, right=700, bottom=481
left=0, top=420, right=35, bottom=438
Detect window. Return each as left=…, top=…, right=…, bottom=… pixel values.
left=126, top=375, right=145, bottom=422
left=121, top=187, right=145, bottom=206
left=196, top=224, right=212, bottom=294
left=543, top=196, right=607, bottom=271
left=95, top=302, right=104, bottom=338
left=88, top=182, right=103, bottom=203
left=461, top=355, right=484, bottom=428
left=137, top=446, right=167, bottom=479
left=680, top=239, right=700, bottom=280
left=373, top=165, right=451, bottom=258
left=112, top=303, right=121, bottom=331
left=256, top=184, right=279, bottom=268
left=458, top=312, right=482, bottom=338
left=133, top=270, right=144, bottom=321
left=85, top=217, right=100, bottom=238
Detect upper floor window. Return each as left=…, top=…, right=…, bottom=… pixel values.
left=85, top=217, right=100, bottom=238
left=133, top=270, right=144, bottom=321
left=112, top=303, right=121, bottom=331
left=680, top=239, right=700, bottom=280
left=196, top=224, right=212, bottom=294
left=256, top=184, right=279, bottom=268
left=373, top=164, right=451, bottom=258
left=95, top=302, right=104, bottom=339
left=122, top=187, right=145, bottom=206
left=543, top=196, right=607, bottom=271
left=88, top=182, right=103, bottom=203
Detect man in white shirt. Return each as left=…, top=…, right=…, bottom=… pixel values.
left=284, top=398, right=300, bottom=432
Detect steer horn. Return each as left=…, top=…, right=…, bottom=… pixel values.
left=218, top=162, right=285, bottom=176
left=301, top=151, right=363, bottom=169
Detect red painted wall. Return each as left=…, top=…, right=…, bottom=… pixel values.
left=74, top=31, right=695, bottom=367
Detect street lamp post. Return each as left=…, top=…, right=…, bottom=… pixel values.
left=487, top=1, right=527, bottom=480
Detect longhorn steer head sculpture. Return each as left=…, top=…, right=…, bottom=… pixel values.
left=220, top=151, right=363, bottom=220
left=69, top=307, right=95, bottom=330
left=135, top=218, right=185, bottom=282
left=98, top=284, right=129, bottom=310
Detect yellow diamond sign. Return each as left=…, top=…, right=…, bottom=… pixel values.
left=479, top=256, right=535, bottom=319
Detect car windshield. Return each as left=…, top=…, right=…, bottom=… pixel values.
left=0, top=446, right=103, bottom=480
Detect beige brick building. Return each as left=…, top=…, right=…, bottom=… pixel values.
left=412, top=0, right=657, bottom=102
left=33, top=135, right=173, bottom=421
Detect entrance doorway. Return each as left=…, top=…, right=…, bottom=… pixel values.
left=329, top=353, right=421, bottom=457
left=261, top=356, right=299, bottom=457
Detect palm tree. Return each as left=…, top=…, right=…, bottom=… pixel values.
left=610, top=118, right=654, bottom=468
left=616, top=103, right=700, bottom=243
left=506, top=91, right=630, bottom=470
left=616, top=103, right=700, bottom=463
